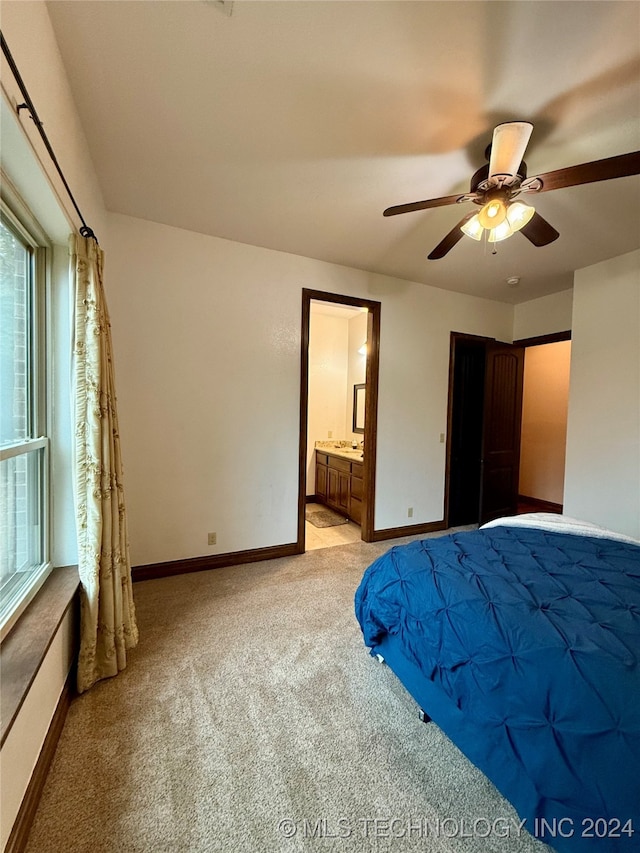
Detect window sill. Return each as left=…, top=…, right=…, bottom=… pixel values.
left=0, top=565, right=79, bottom=747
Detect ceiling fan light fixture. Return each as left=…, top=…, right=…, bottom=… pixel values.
left=506, top=200, right=535, bottom=232
left=460, top=214, right=484, bottom=241
left=487, top=220, right=514, bottom=243
left=478, top=196, right=508, bottom=229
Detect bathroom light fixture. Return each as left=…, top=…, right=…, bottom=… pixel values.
left=358, top=342, right=367, bottom=355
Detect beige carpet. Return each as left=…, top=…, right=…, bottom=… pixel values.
left=25, top=531, right=551, bottom=853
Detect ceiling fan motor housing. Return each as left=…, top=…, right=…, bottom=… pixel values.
left=470, top=160, right=528, bottom=196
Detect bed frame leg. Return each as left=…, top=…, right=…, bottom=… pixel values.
left=418, top=709, right=432, bottom=723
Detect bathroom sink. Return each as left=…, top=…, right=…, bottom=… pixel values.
left=323, top=446, right=363, bottom=460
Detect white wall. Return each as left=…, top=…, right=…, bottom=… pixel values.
left=513, top=288, right=573, bottom=340
left=0, top=3, right=106, bottom=846
left=564, top=250, right=640, bottom=538
left=307, top=312, right=350, bottom=492
left=106, top=212, right=514, bottom=562
left=519, top=341, right=571, bottom=505
left=346, top=310, right=368, bottom=440
left=310, top=313, right=349, bottom=445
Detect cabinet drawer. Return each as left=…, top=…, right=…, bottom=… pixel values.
left=351, top=476, right=363, bottom=500
left=328, top=455, right=351, bottom=473
left=316, top=452, right=329, bottom=466
left=351, top=461, right=363, bottom=478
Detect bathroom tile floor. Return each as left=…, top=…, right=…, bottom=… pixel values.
left=304, top=503, right=362, bottom=550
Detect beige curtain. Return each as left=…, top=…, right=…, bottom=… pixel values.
left=71, top=233, right=139, bottom=694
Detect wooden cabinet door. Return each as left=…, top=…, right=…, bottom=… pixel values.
left=327, top=467, right=339, bottom=508
left=338, top=470, right=350, bottom=512
left=349, top=496, right=362, bottom=524
left=315, top=462, right=327, bottom=500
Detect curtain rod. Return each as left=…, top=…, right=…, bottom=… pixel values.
left=0, top=31, right=98, bottom=243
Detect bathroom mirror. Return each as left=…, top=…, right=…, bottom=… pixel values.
left=353, top=384, right=365, bottom=433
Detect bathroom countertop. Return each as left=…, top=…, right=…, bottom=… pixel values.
left=316, top=446, right=364, bottom=462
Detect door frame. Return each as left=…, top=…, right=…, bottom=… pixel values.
left=298, top=289, right=381, bottom=549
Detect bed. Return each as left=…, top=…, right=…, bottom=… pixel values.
left=354, top=515, right=640, bottom=852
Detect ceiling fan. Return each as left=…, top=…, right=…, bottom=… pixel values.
left=383, top=121, right=640, bottom=260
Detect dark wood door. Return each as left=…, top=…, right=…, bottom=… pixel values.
left=448, top=339, right=486, bottom=526
left=479, top=343, right=525, bottom=524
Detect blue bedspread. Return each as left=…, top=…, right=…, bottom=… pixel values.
left=354, top=525, right=640, bottom=852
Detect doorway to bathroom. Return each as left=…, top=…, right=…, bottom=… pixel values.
left=298, top=289, right=381, bottom=551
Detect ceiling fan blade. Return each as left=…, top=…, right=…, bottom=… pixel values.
left=427, top=212, right=476, bottom=259
left=529, top=150, right=640, bottom=193
left=383, top=193, right=462, bottom=217
left=519, top=211, right=560, bottom=247
left=488, top=121, right=533, bottom=181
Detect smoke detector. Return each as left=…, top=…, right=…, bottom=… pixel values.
left=506, top=276, right=521, bottom=288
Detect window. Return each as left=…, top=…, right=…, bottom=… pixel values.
left=0, top=203, right=51, bottom=638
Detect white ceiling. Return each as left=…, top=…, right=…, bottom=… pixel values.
left=46, top=0, right=640, bottom=304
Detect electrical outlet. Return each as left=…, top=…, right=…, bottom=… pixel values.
left=208, top=532, right=217, bottom=546
left=407, top=507, right=413, bottom=518
left=328, top=430, right=333, bottom=438
left=440, top=433, right=445, bottom=443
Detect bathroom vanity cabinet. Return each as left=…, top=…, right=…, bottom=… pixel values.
left=314, top=449, right=363, bottom=524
